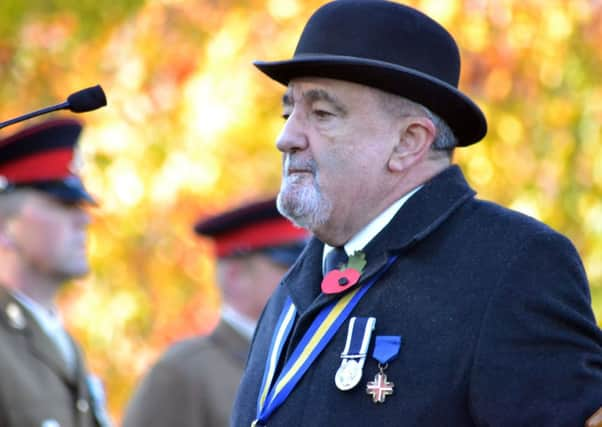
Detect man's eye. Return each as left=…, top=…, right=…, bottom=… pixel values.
left=314, top=110, right=333, bottom=118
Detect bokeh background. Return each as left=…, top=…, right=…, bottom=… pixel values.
left=1, top=0, right=601, bottom=424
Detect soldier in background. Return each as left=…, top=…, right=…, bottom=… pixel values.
left=0, top=118, right=111, bottom=427
left=123, top=198, right=308, bottom=427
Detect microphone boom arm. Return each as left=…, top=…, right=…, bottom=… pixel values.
left=0, top=102, right=69, bottom=130
left=0, top=85, right=107, bottom=130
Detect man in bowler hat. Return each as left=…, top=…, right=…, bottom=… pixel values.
left=0, top=118, right=111, bottom=427
left=232, top=1, right=602, bottom=426
left=122, top=198, right=308, bottom=427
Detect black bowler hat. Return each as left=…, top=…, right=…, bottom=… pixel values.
left=254, top=0, right=487, bottom=146
left=0, top=118, right=95, bottom=204
left=194, top=198, right=309, bottom=267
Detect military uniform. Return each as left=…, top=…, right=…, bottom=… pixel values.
left=123, top=198, right=308, bottom=427
left=123, top=321, right=250, bottom=427
left=0, top=288, right=108, bottom=427
left=0, top=118, right=110, bottom=427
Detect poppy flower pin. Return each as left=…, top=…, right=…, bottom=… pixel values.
left=321, top=251, right=367, bottom=294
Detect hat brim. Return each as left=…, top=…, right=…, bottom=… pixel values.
left=27, top=178, right=97, bottom=205
left=254, top=55, right=487, bottom=146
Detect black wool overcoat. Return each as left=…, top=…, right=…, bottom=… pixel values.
left=232, top=165, right=602, bottom=427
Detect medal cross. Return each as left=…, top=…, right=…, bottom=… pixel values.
left=366, top=372, right=394, bottom=403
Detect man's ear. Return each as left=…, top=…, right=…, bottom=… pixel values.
left=388, top=117, right=436, bottom=173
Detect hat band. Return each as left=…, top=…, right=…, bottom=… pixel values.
left=215, top=219, right=308, bottom=258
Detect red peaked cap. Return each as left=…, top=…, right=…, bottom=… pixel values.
left=0, top=118, right=95, bottom=204
left=194, top=198, right=309, bottom=265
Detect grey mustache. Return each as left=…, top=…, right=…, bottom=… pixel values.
left=285, top=157, right=316, bottom=174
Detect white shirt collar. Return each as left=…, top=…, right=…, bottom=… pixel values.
left=11, top=291, right=76, bottom=369
left=221, top=305, right=256, bottom=341
left=323, top=186, right=422, bottom=262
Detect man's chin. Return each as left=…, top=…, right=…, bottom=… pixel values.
left=278, top=190, right=331, bottom=231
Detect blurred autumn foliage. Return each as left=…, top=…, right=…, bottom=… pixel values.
left=0, top=0, right=600, bottom=423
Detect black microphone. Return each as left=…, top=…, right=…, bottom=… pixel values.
left=0, top=85, right=107, bottom=130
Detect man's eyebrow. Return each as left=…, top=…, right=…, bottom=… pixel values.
left=304, top=89, right=347, bottom=115
left=281, top=88, right=348, bottom=115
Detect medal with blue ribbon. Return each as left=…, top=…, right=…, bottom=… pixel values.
left=366, top=335, right=401, bottom=403
left=334, top=316, right=375, bottom=391
left=252, top=255, right=399, bottom=426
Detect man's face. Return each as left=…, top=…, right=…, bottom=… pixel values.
left=219, top=253, right=292, bottom=320
left=276, top=77, right=401, bottom=239
left=244, top=254, right=291, bottom=319
left=6, top=192, right=91, bottom=281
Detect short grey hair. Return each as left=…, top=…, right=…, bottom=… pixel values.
left=376, top=90, right=458, bottom=155
left=421, top=107, right=458, bottom=152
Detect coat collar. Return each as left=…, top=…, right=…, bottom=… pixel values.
left=0, top=286, right=79, bottom=384
left=281, top=165, right=476, bottom=313
left=210, top=319, right=252, bottom=366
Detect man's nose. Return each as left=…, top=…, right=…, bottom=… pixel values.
left=276, top=111, right=308, bottom=153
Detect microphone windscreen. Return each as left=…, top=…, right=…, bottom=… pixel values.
left=67, top=85, right=107, bottom=113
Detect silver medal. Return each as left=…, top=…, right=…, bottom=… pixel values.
left=334, top=317, right=376, bottom=391
left=335, top=359, right=363, bottom=390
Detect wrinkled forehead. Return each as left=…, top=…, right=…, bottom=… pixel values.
left=283, top=77, right=383, bottom=108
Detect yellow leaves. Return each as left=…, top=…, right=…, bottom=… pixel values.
left=586, top=87, right=602, bottom=121
left=543, top=5, right=573, bottom=41
left=544, top=98, right=578, bottom=128
left=538, top=60, right=565, bottom=89
left=593, top=145, right=602, bottom=189
left=578, top=194, right=602, bottom=296
left=21, top=13, right=78, bottom=51
left=579, top=195, right=602, bottom=236
left=150, top=151, right=220, bottom=205
left=509, top=194, right=542, bottom=221
left=183, top=74, right=237, bottom=140
left=497, top=113, right=524, bottom=145
left=465, top=148, right=494, bottom=188
left=65, top=283, right=142, bottom=349
left=267, top=0, right=302, bottom=20
left=507, top=13, right=536, bottom=51
left=109, top=161, right=145, bottom=209
left=420, top=0, right=458, bottom=25
left=461, top=14, right=490, bottom=53
left=206, top=10, right=251, bottom=60
left=484, top=69, right=513, bottom=101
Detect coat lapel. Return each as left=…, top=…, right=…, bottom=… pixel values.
left=282, top=237, right=324, bottom=314
left=209, top=320, right=252, bottom=366
left=28, top=317, right=77, bottom=384
left=0, top=287, right=77, bottom=385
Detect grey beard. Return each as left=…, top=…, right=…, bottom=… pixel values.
left=277, top=175, right=332, bottom=231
